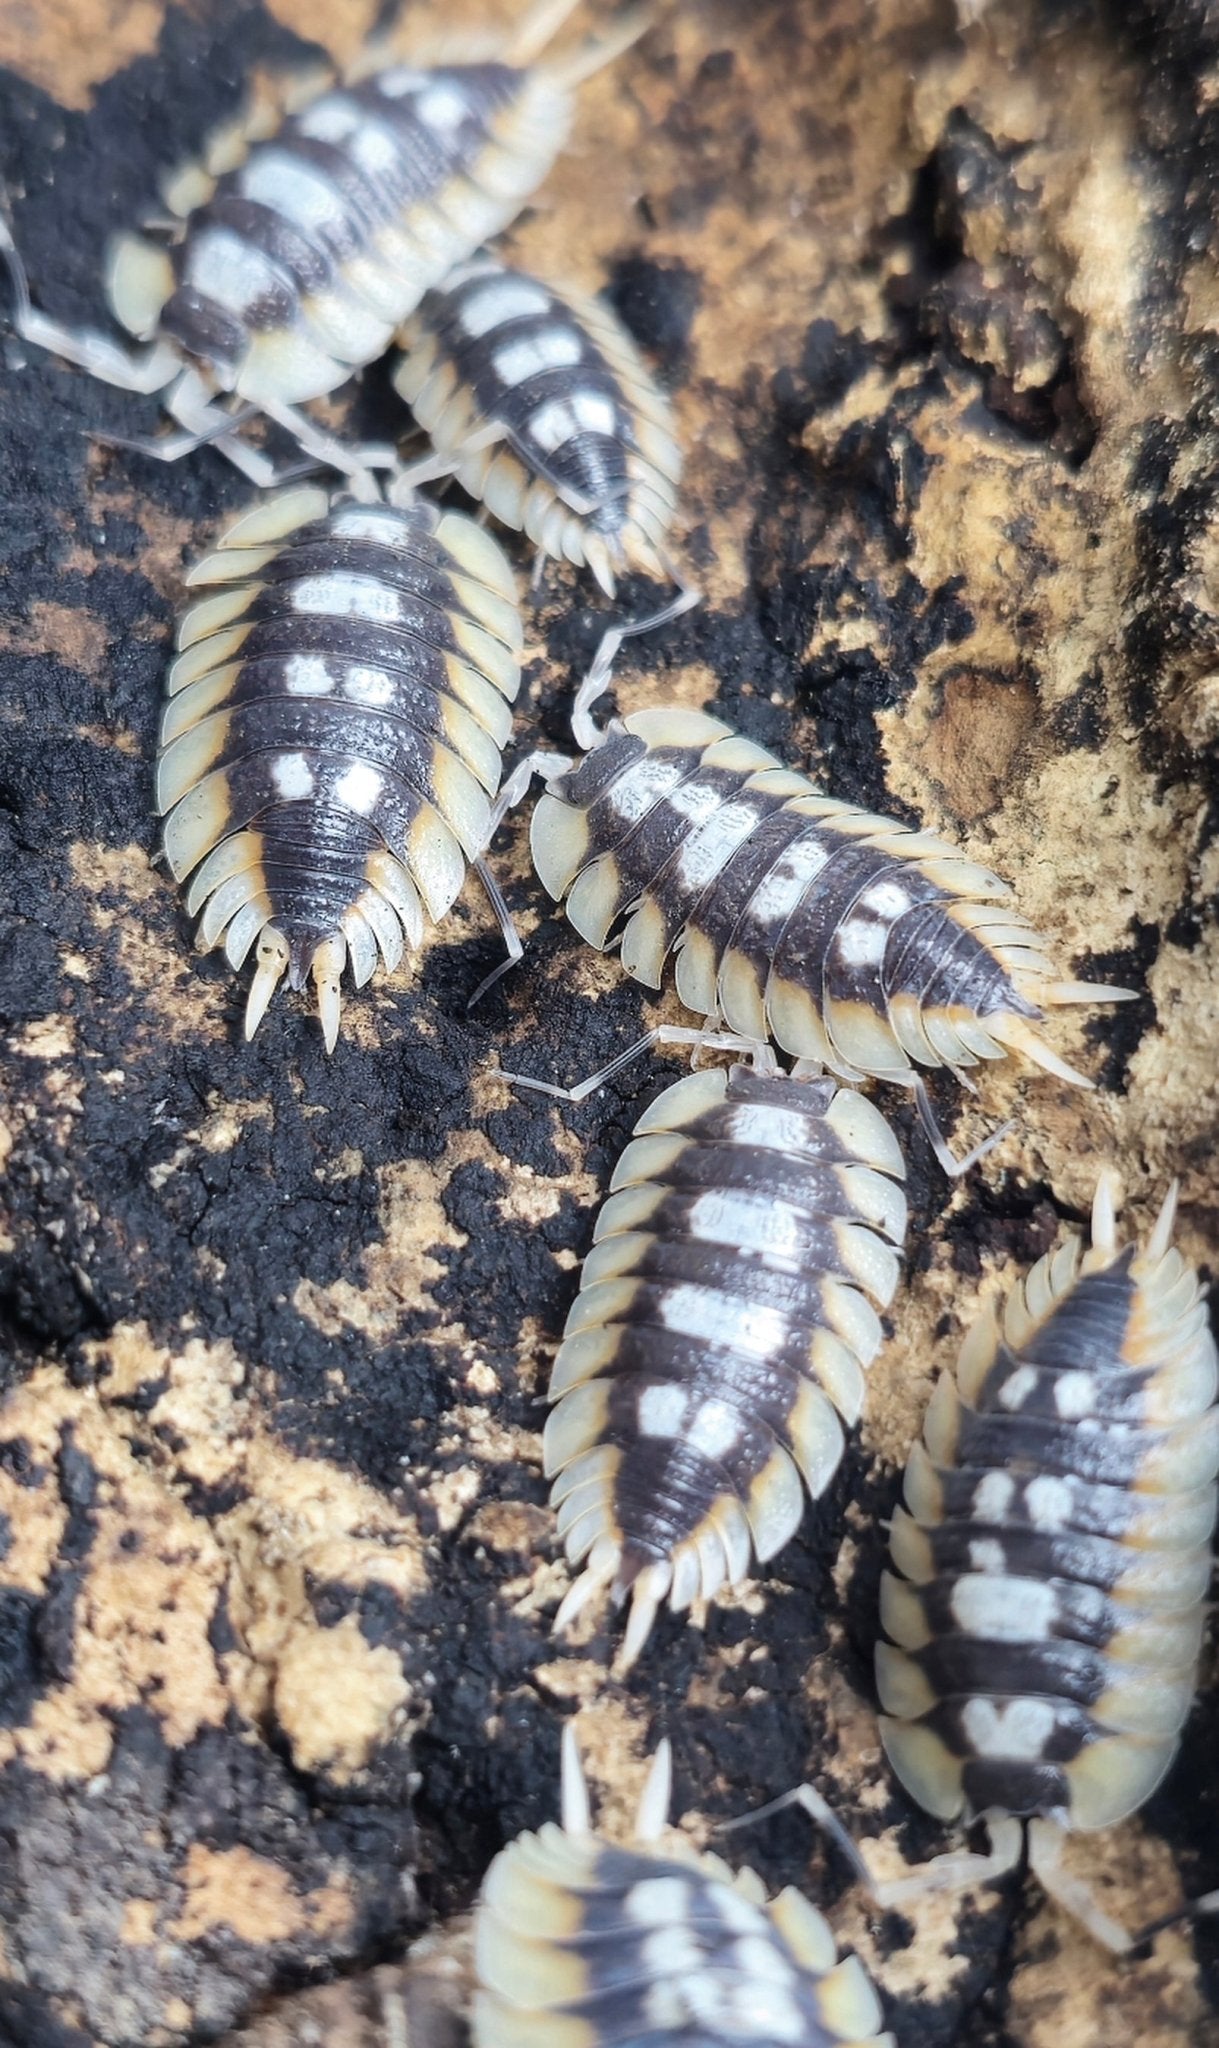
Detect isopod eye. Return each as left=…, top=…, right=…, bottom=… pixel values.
left=159, top=489, right=523, bottom=1049
left=545, top=1063, right=907, bottom=1670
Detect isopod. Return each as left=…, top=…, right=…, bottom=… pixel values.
left=392, top=254, right=683, bottom=596
left=874, top=1173, right=1219, bottom=1948
left=527, top=704, right=1131, bottom=1170
left=156, top=481, right=524, bottom=1047
left=473, top=1726, right=894, bottom=2048
left=0, top=0, right=643, bottom=482
left=546, top=1058, right=907, bottom=1668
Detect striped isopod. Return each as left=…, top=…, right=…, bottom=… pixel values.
left=528, top=705, right=1131, bottom=1168
left=392, top=255, right=683, bottom=596
left=474, top=1727, right=894, bottom=2048
left=875, top=1174, right=1219, bottom=1949
left=0, top=0, right=643, bottom=483
left=546, top=1060, right=907, bottom=1668
left=156, top=481, right=523, bottom=1048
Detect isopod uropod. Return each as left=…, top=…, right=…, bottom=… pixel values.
left=156, top=481, right=523, bottom=1047
left=473, top=1726, right=894, bottom=2048
left=1, top=0, right=643, bottom=481
left=528, top=705, right=1131, bottom=1169
left=545, top=1059, right=907, bottom=1668
left=392, top=254, right=684, bottom=596
left=876, top=1174, right=1218, bottom=1948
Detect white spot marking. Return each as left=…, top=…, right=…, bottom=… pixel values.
left=570, top=389, right=618, bottom=435
left=834, top=914, right=887, bottom=967
left=671, top=799, right=764, bottom=892
left=961, top=1696, right=1058, bottom=1760
left=686, top=1399, right=743, bottom=1461
left=665, top=776, right=728, bottom=823
left=374, top=67, right=428, bottom=98
left=330, top=506, right=408, bottom=541
left=637, top=1384, right=689, bottom=1437
left=184, top=226, right=282, bottom=316
left=272, top=752, right=315, bottom=800
left=968, top=1537, right=1008, bottom=1572
left=659, top=1282, right=789, bottom=1359
left=861, top=878, right=912, bottom=918
left=973, top=1470, right=1016, bottom=1520
left=291, top=573, right=402, bottom=624
left=998, top=1363, right=1039, bottom=1412
left=284, top=653, right=333, bottom=696
left=349, top=121, right=406, bottom=178
left=458, top=277, right=553, bottom=338
left=951, top=1574, right=1058, bottom=1642
left=493, top=328, right=583, bottom=387
left=746, top=835, right=830, bottom=923
left=725, top=1102, right=821, bottom=1155
left=530, top=396, right=581, bottom=453
left=343, top=665, right=396, bottom=708
left=625, top=1876, right=693, bottom=1925
left=607, top=754, right=690, bottom=825
left=416, top=82, right=470, bottom=131
left=687, top=1190, right=808, bottom=1260
left=334, top=762, right=384, bottom=814
left=1053, top=1371, right=1096, bottom=1418
left=1025, top=1475, right=1074, bottom=1530
left=240, top=150, right=349, bottom=236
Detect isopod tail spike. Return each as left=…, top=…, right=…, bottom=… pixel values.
left=1146, top=1179, right=1181, bottom=1263
left=548, top=6, right=654, bottom=87
left=1045, top=979, right=1139, bottom=1005
left=635, top=1739, right=672, bottom=1843
left=1090, top=1167, right=1121, bottom=1259
left=982, top=1012, right=1094, bottom=1088
left=613, top=1560, right=671, bottom=1675
left=244, top=929, right=289, bottom=1041
left=0, top=208, right=34, bottom=328
left=560, top=1721, right=592, bottom=1836
left=311, top=935, right=347, bottom=1054
left=1027, top=1818, right=1133, bottom=1955
left=554, top=1546, right=618, bottom=1635
left=503, top=0, right=587, bottom=65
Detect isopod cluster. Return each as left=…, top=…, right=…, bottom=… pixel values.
left=5, top=0, right=1215, bottom=2036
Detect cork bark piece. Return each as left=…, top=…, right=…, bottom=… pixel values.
left=0, top=2, right=1216, bottom=2046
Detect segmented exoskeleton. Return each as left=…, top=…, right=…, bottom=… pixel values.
left=474, top=1728, right=894, bottom=2048
left=393, top=255, right=683, bottom=595
left=0, top=0, right=642, bottom=483
left=546, top=1060, right=906, bottom=1668
left=875, top=1175, right=1218, bottom=1949
left=157, top=482, right=522, bottom=1047
left=529, top=706, right=1129, bottom=1164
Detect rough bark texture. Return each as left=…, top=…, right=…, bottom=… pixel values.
left=0, top=1, right=1217, bottom=2044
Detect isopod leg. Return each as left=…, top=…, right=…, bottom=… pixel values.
left=912, top=1076, right=1014, bottom=1179
left=261, top=398, right=397, bottom=496
left=466, top=857, right=525, bottom=1008
left=1026, top=1818, right=1133, bottom=1954
left=570, top=581, right=702, bottom=751
left=466, top=752, right=577, bottom=1008
left=496, top=1024, right=777, bottom=1103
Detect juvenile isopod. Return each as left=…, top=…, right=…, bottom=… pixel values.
left=870, top=1172, right=1219, bottom=1947
left=157, top=481, right=524, bottom=1047
left=0, top=0, right=644, bottom=482
left=525, top=703, right=1132, bottom=1170
left=473, top=1726, right=894, bottom=2048
left=392, top=254, right=684, bottom=597
left=545, top=1057, right=907, bottom=1668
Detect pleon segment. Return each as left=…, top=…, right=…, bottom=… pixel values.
left=532, top=709, right=1124, bottom=1088
left=878, top=1180, right=1219, bottom=1834
left=394, top=255, right=682, bottom=593
left=546, top=1063, right=907, bottom=1668
left=158, top=486, right=520, bottom=1047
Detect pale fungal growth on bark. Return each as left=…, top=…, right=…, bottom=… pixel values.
left=393, top=254, right=684, bottom=596
left=473, top=1726, right=894, bottom=2048
left=157, top=482, right=524, bottom=1048
left=528, top=704, right=1133, bottom=1171
left=875, top=1173, right=1219, bottom=1950
left=0, top=0, right=646, bottom=482
left=545, top=1059, right=907, bottom=1670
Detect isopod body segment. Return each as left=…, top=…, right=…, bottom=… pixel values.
left=546, top=1060, right=907, bottom=1667
left=877, top=1175, right=1218, bottom=1935
left=393, top=255, right=683, bottom=594
left=473, top=1728, right=894, bottom=2048
left=156, top=482, right=523, bottom=1047
left=530, top=706, right=1126, bottom=1095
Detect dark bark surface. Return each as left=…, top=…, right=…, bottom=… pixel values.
left=0, top=2, right=1216, bottom=2044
